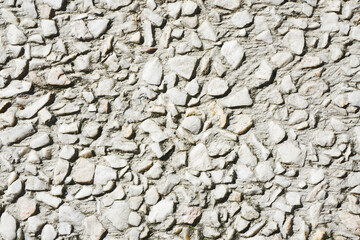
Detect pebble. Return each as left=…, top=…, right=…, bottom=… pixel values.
left=148, top=199, right=175, bottom=223
left=27, top=216, right=46, bottom=234
left=17, top=197, right=37, bottom=220
left=314, top=130, right=335, bottom=147
left=198, top=20, right=217, bottom=41
left=268, top=121, right=286, bottom=143
left=41, top=224, right=57, bottom=240
left=167, top=87, right=189, bottom=106
left=207, top=78, right=229, bottom=96
left=219, top=88, right=253, bottom=108
left=41, top=20, right=58, bottom=38
left=181, top=116, right=202, bottom=134
left=188, top=143, right=213, bottom=171
left=238, top=144, right=257, bottom=167
left=59, top=206, right=84, bottom=227
left=229, top=114, right=253, bottom=134
left=47, top=67, right=71, bottom=86
left=0, top=124, right=36, bottom=146
left=168, top=56, right=198, bottom=80
left=83, top=216, right=106, bottom=240
left=271, top=51, right=294, bottom=68
left=283, top=29, right=305, bottom=55
left=232, top=10, right=253, bottom=28
left=0, top=212, right=17, bottom=240
left=7, top=24, right=27, bottom=45
left=87, top=19, right=109, bottom=39
left=255, top=161, right=275, bottom=182
left=0, top=80, right=32, bottom=98
left=72, top=159, right=95, bottom=184
left=276, top=141, right=302, bottom=165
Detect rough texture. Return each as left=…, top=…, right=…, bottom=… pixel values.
left=0, top=0, right=358, bottom=239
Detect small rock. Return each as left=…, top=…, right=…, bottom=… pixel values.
left=181, top=116, right=202, bottom=134
left=168, top=56, right=198, bottom=80
left=41, top=224, right=57, bottom=240
left=47, top=67, right=71, bottom=86
left=299, top=55, right=323, bottom=68
left=241, top=202, right=260, bottom=221
left=72, top=159, right=95, bottom=184
left=198, top=20, right=217, bottom=41
left=43, top=0, right=65, bottom=10
left=148, top=199, right=174, bottom=223
left=314, top=130, right=335, bottom=147
left=27, top=216, right=45, bottom=234
left=17, top=197, right=37, bottom=220
left=7, top=24, right=27, bottom=45
left=41, top=20, right=58, bottom=38
left=0, top=80, right=32, bottom=98
left=283, top=29, right=305, bottom=55
left=30, top=133, right=51, bottom=149
left=94, top=165, right=117, bottom=185
left=83, top=216, right=106, bottom=240
left=268, top=121, right=286, bottom=143
left=71, top=20, right=93, bottom=41
left=219, top=88, right=253, bottom=108
left=104, top=201, right=130, bottom=230
left=255, top=161, right=275, bottom=182
left=232, top=10, right=253, bottom=28
left=207, top=78, right=229, bottom=96
left=59, top=206, right=84, bottom=227
left=188, top=143, right=213, bottom=171
left=0, top=124, right=36, bottom=146
left=271, top=51, right=294, bottom=68
left=36, top=192, right=62, bottom=208
left=238, top=144, right=257, bottom=167
left=87, top=19, right=109, bottom=38
left=213, top=0, right=240, bottom=10
left=0, top=212, right=17, bottom=240
left=167, top=87, right=189, bottom=106
left=221, top=40, right=245, bottom=69
left=142, top=57, right=163, bottom=85
left=229, top=114, right=253, bottom=134
left=276, top=141, right=303, bottom=165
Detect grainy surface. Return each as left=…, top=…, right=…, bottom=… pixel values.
left=0, top=0, right=359, bottom=239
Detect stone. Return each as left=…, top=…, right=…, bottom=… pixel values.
left=188, top=143, right=213, bottom=171
left=299, top=56, right=322, bottom=68
left=59, top=206, right=84, bottom=227
left=30, top=133, right=51, bottom=149
left=277, top=141, right=302, bottom=165
left=167, top=87, right=189, bottom=106
left=255, top=60, right=274, bottom=86
left=94, top=165, right=117, bottom=185
left=221, top=40, right=245, bottom=69
left=268, top=121, right=286, bottom=143
left=234, top=216, right=250, bottom=232
left=283, top=29, right=305, bottom=55
left=18, top=93, right=51, bottom=119
left=7, top=24, right=27, bottom=45
left=36, top=192, right=62, bottom=208
left=148, top=199, right=174, bottom=223
left=241, top=202, right=260, bottom=221
left=0, top=80, right=32, bottom=98
left=145, top=187, right=160, bottom=205
left=41, top=20, right=58, bottom=37
left=255, top=161, right=275, bottom=182
left=348, top=91, right=360, bottom=107
left=207, top=78, right=229, bottom=96
left=308, top=168, right=325, bottom=185
left=314, top=130, right=335, bottom=147
left=219, top=88, right=253, bottom=108
left=27, top=216, right=46, bottom=234
left=271, top=51, right=294, bottom=68
left=142, top=57, right=163, bottom=85
left=82, top=122, right=101, bottom=138
left=182, top=1, right=198, bottom=15
left=0, top=212, right=17, bottom=240
left=198, top=20, right=217, bottom=41
left=213, top=0, right=240, bottom=10
left=104, top=201, right=130, bottom=230
left=320, top=13, right=339, bottom=32
left=185, top=79, right=200, bottom=96
left=168, top=56, right=198, bottom=80
left=213, top=185, right=228, bottom=201
left=71, top=20, right=93, bottom=41
left=53, top=159, right=70, bottom=185
left=104, top=0, right=132, bottom=10
left=17, top=197, right=37, bottom=220
left=143, top=9, right=164, bottom=27
left=83, top=216, right=106, bottom=240
left=47, top=67, right=71, bottom=86
left=232, top=10, right=253, bottom=28
left=43, top=0, right=65, bottom=10
left=238, top=144, right=257, bottom=167
left=88, top=19, right=109, bottom=38
left=72, top=159, right=95, bottom=184
left=41, top=224, right=57, bottom=240
left=0, top=124, right=36, bottom=146
left=128, top=212, right=142, bottom=226
left=181, top=116, right=202, bottom=134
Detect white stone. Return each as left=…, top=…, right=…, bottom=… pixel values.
left=189, top=143, right=213, bottom=171
left=59, top=206, right=84, bottom=227
left=271, top=51, right=293, bottom=68
left=71, top=20, right=93, bottom=41
left=104, top=201, right=130, bottom=230
left=232, top=10, right=253, bottom=28
left=0, top=212, right=17, bottom=240
left=255, top=161, right=275, bottom=182
left=299, top=55, right=322, bottom=68
left=104, top=0, right=132, bottom=10
left=314, top=130, right=335, bottom=147
left=94, top=165, right=117, bottom=185
left=41, top=20, right=58, bottom=38
left=229, top=114, right=253, bottom=134
left=0, top=80, right=32, bottom=98
left=198, top=20, right=217, bottom=41
left=213, top=0, right=240, bottom=10
left=182, top=1, right=198, bottom=16
left=181, top=116, right=202, bottom=134
left=168, top=56, right=198, bottom=80
left=47, top=67, right=71, bottom=86
left=7, top=24, right=27, bottom=45
left=87, top=19, right=109, bottom=38
left=167, top=87, right=189, bottom=106
left=283, top=29, right=305, bottom=55
left=0, top=124, right=36, bottom=146
left=277, top=141, right=302, bottom=165
left=142, top=57, right=163, bottom=85
left=43, top=0, right=65, bottom=10
left=285, top=192, right=301, bottom=206
left=143, top=9, right=164, bottom=27
left=221, top=40, right=245, bottom=69
left=348, top=91, right=360, bottom=107
left=18, top=93, right=51, bottom=119
left=207, top=78, right=229, bottom=96
left=72, top=159, right=95, bottom=184
left=241, top=202, right=260, bottom=221
left=268, top=121, right=286, bottom=144
left=238, top=144, right=257, bottom=167
left=83, top=216, right=106, bottom=240
left=36, top=192, right=62, bottom=208
left=148, top=199, right=174, bottom=223
left=27, top=216, right=45, bottom=234
left=30, top=133, right=51, bottom=149
left=219, top=88, right=253, bottom=108
left=41, top=224, right=57, bottom=240
left=320, top=13, right=339, bottom=32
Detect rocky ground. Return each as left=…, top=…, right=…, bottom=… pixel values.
left=0, top=0, right=360, bottom=239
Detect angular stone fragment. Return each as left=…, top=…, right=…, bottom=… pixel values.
left=276, top=141, right=302, bottom=165
left=83, top=216, right=106, bottom=240
left=255, top=60, right=274, bottom=86
left=94, top=165, right=117, bottom=185
left=30, top=133, right=51, bottom=149
left=47, top=67, right=71, bottom=86
left=339, top=211, right=360, bottom=236
left=232, top=10, right=253, bottom=28
left=268, top=121, right=286, bottom=144
left=53, top=159, right=69, bottom=185
left=140, top=119, right=167, bottom=142
left=0, top=124, right=36, bottom=146
left=71, top=20, right=93, bottom=41
left=229, top=114, right=253, bottom=134
left=320, top=13, right=339, bottom=32
left=104, top=0, right=132, bottom=10
left=168, top=56, right=198, bottom=80
left=143, top=9, right=164, bottom=27
left=314, top=130, right=335, bottom=147
left=255, top=161, right=274, bottom=182
left=41, top=20, right=58, bottom=37
left=104, top=201, right=130, bottom=230
left=7, top=24, right=27, bottom=45
left=72, top=159, right=95, bottom=184
left=167, top=87, right=189, bottom=106
left=142, top=57, right=163, bottom=85
left=238, top=144, right=257, bottom=167
left=198, top=20, right=217, bottom=41
left=0, top=80, right=32, bottom=98
left=188, top=143, right=213, bottom=171
left=299, top=55, right=322, bottom=68
left=26, top=176, right=49, bottom=191
left=348, top=91, right=360, bottom=107
left=207, top=78, right=229, bottom=96
left=148, top=199, right=174, bottom=223
left=221, top=40, right=245, bottom=69
left=87, top=19, right=109, bottom=38
left=271, top=51, right=294, bottom=68
left=219, top=88, right=252, bottom=108
left=283, top=29, right=305, bottom=55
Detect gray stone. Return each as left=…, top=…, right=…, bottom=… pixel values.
left=188, top=143, right=213, bottom=171
left=168, top=56, right=198, bottom=80
left=232, top=10, right=253, bottom=28
left=283, top=29, right=305, bottom=55
left=181, top=116, right=202, bottom=134
left=142, top=57, right=163, bottom=85
left=219, top=88, right=253, bottom=108
left=104, top=201, right=130, bottom=230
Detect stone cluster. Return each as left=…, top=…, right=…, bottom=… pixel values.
left=0, top=0, right=359, bottom=239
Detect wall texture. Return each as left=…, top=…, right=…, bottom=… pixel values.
left=0, top=0, right=359, bottom=239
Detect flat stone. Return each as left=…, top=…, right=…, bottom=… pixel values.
left=43, top=0, right=65, bottom=10
left=283, top=29, right=305, bottom=55
left=142, top=57, right=163, bottom=85
left=143, top=9, right=164, bottom=27
left=168, top=56, right=198, bottom=80
left=104, top=0, right=132, bottom=10
left=207, top=78, right=229, bottom=96
left=308, top=168, right=325, bottom=185
left=47, top=67, right=71, bottom=86
left=268, top=121, right=286, bottom=144
left=271, top=51, right=294, bottom=68
left=229, top=114, right=253, bottom=134
left=255, top=60, right=274, bottom=86
left=213, top=0, right=240, bottom=10
left=36, top=192, right=62, bottom=208
left=104, top=201, right=130, bottom=230
left=27, top=216, right=46, bottom=234
left=7, top=24, right=27, bottom=45
left=53, top=159, right=70, bottom=185
left=339, top=211, right=360, bottom=236
left=0, top=80, right=32, bottom=98
left=285, top=192, right=301, bottom=206
left=232, top=10, right=253, bottom=28
left=0, top=124, right=36, bottom=146
left=71, top=20, right=93, bottom=41
left=241, top=202, right=260, bottom=221
left=94, top=165, right=117, bottom=185
left=167, top=87, right=189, bottom=106
left=83, top=216, right=106, bottom=240
left=87, top=19, right=109, bottom=38
left=148, top=199, right=174, bottom=223
left=299, top=55, right=323, bottom=68
left=41, top=20, right=58, bottom=38
left=18, top=93, right=51, bottom=119
left=221, top=40, right=245, bottom=69
left=17, top=197, right=37, bottom=220
left=219, top=88, right=253, bottom=108
left=314, top=130, right=335, bottom=147
left=348, top=91, right=360, bottom=107
left=276, top=141, right=302, bottom=165
left=198, top=20, right=217, bottom=41
left=238, top=144, right=257, bottom=167
left=30, top=133, right=51, bottom=149
left=182, top=1, right=198, bottom=16
left=320, top=13, right=339, bottom=32
left=188, top=143, right=213, bottom=171
left=254, top=161, right=275, bottom=182
left=72, top=159, right=95, bottom=184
